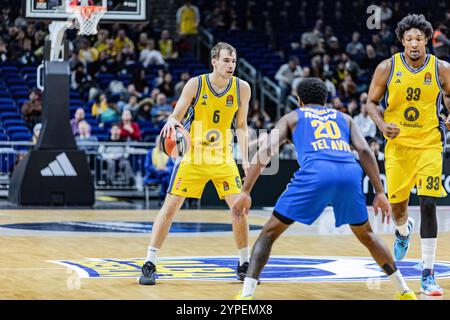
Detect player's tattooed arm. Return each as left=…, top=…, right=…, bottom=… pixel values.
left=367, top=58, right=400, bottom=139
left=437, top=59, right=450, bottom=129
left=161, top=77, right=199, bottom=138
left=347, top=115, right=391, bottom=221
left=347, top=115, right=384, bottom=194
left=235, top=80, right=251, bottom=175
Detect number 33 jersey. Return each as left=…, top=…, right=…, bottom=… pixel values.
left=383, top=53, right=444, bottom=150
left=183, top=74, right=240, bottom=164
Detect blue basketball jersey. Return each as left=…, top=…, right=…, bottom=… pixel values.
left=293, top=106, right=356, bottom=167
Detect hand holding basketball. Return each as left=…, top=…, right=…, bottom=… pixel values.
left=159, top=125, right=191, bottom=158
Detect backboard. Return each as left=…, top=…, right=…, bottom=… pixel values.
left=22, top=0, right=148, bottom=23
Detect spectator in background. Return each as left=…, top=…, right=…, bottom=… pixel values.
left=159, top=29, right=178, bottom=60
left=137, top=32, right=149, bottom=51
left=78, top=37, right=99, bottom=66
left=432, top=23, right=450, bottom=59
left=100, top=98, right=121, bottom=124
left=139, top=38, right=166, bottom=67
left=369, top=138, right=385, bottom=161
left=353, top=95, right=377, bottom=140
left=18, top=38, right=36, bottom=65
left=174, top=72, right=190, bottom=99
left=123, top=95, right=140, bottom=113
left=338, top=74, right=357, bottom=101
left=21, top=88, right=42, bottom=129
left=275, top=56, right=303, bottom=102
left=119, top=109, right=141, bottom=141
left=379, top=22, right=394, bottom=50
left=291, top=67, right=310, bottom=97
left=70, top=107, right=85, bottom=135
left=158, top=72, right=175, bottom=99
left=94, top=29, right=109, bottom=54
left=360, top=44, right=380, bottom=76
left=0, top=37, right=7, bottom=62
left=144, top=135, right=174, bottom=203
left=32, top=122, right=42, bottom=144
left=71, top=63, right=91, bottom=92
left=346, top=98, right=358, bottom=117
left=248, top=100, right=272, bottom=130
left=176, top=0, right=200, bottom=52
left=345, top=31, right=365, bottom=59
left=151, top=93, right=173, bottom=127
left=131, top=69, right=149, bottom=95
left=75, top=120, right=98, bottom=152
left=113, top=29, right=134, bottom=53
left=135, top=98, right=153, bottom=123
left=125, top=83, right=143, bottom=100
left=91, top=93, right=108, bottom=118
left=380, top=1, right=393, bottom=23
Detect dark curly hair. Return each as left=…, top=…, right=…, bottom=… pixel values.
left=395, top=14, right=433, bottom=42
left=295, top=77, right=328, bottom=106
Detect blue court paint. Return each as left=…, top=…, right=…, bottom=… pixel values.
left=49, top=256, right=450, bottom=282
left=0, top=221, right=262, bottom=233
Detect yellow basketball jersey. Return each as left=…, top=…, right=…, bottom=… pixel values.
left=384, top=53, right=444, bottom=149
left=183, top=74, right=240, bottom=164
left=179, top=6, right=198, bottom=35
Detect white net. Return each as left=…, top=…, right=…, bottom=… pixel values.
left=69, top=6, right=106, bottom=35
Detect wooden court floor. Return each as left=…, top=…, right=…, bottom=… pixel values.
left=0, top=207, right=449, bottom=300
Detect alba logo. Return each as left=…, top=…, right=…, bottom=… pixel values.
left=404, top=107, right=419, bottom=122
left=40, top=153, right=77, bottom=177
left=49, top=256, right=450, bottom=282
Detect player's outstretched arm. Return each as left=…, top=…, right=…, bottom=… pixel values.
left=367, top=59, right=400, bottom=140
left=231, top=112, right=297, bottom=218
left=160, top=77, right=199, bottom=139
left=438, top=59, right=450, bottom=129
left=348, top=116, right=391, bottom=223
left=235, top=80, right=251, bottom=176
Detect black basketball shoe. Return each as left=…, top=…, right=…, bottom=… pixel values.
left=139, top=261, right=157, bottom=285
left=236, top=262, right=249, bottom=281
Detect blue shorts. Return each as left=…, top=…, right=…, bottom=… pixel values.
left=274, top=160, right=368, bottom=227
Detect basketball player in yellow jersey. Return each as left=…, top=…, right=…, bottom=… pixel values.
left=138, top=42, right=251, bottom=285
left=367, top=14, right=450, bottom=296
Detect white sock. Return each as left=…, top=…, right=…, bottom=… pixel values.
left=239, top=247, right=250, bottom=265
left=145, top=246, right=159, bottom=264
left=396, top=220, right=410, bottom=237
left=241, top=277, right=258, bottom=297
left=388, top=270, right=410, bottom=294
left=421, top=238, right=437, bottom=270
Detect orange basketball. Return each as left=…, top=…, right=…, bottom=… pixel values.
left=160, top=126, right=191, bottom=158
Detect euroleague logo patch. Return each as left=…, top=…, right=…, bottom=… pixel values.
left=49, top=256, right=450, bottom=282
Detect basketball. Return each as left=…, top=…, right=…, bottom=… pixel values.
left=159, top=125, right=191, bottom=158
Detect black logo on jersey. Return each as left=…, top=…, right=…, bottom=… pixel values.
left=202, top=101, right=207, bottom=106
left=404, top=107, right=419, bottom=122
left=395, top=79, right=401, bottom=84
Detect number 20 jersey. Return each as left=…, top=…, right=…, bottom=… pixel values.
left=383, top=53, right=444, bottom=150
left=293, top=106, right=356, bottom=167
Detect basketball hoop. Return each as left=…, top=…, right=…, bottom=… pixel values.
left=68, top=5, right=106, bottom=35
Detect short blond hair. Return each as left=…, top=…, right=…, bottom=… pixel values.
left=211, top=42, right=237, bottom=60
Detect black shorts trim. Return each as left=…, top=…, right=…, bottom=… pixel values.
left=349, top=219, right=368, bottom=227
left=273, top=210, right=295, bottom=225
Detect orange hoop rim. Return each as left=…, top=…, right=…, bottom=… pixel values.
left=69, top=5, right=106, bottom=17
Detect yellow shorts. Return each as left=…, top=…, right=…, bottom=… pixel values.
left=167, top=158, right=242, bottom=199
left=385, top=142, right=447, bottom=203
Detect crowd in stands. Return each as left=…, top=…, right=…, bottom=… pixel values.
left=2, top=0, right=450, bottom=185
